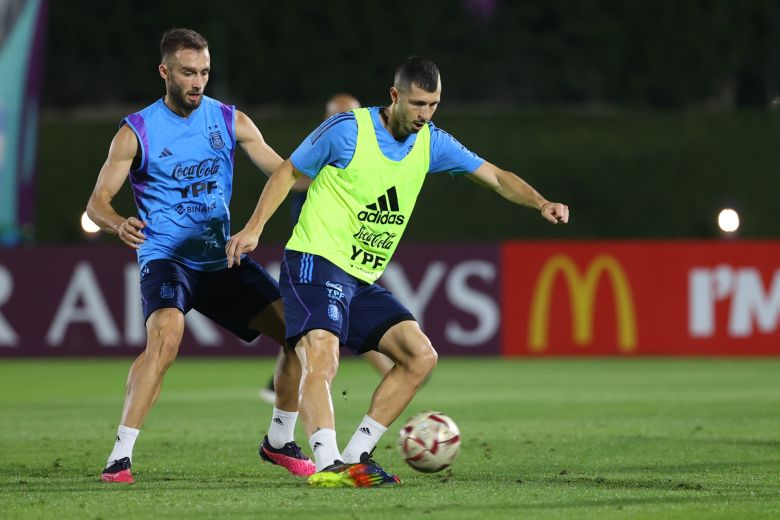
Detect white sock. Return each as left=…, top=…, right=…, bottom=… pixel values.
left=309, top=429, right=341, bottom=472
left=341, top=415, right=388, bottom=464
left=267, top=407, right=298, bottom=449
left=106, top=425, right=140, bottom=467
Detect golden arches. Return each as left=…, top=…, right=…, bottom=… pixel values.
left=528, top=254, right=637, bottom=352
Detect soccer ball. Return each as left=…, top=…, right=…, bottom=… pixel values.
left=397, top=411, right=461, bottom=473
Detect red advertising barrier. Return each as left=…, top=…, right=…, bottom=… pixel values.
left=2, top=241, right=780, bottom=356
left=502, top=241, right=780, bottom=356
left=0, top=244, right=501, bottom=356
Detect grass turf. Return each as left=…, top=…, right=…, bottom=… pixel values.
left=0, top=358, right=779, bottom=519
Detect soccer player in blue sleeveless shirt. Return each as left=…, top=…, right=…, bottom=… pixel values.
left=86, top=28, right=314, bottom=483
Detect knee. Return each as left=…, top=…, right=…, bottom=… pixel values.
left=415, top=340, right=438, bottom=376
left=145, top=332, right=180, bottom=371
left=403, top=337, right=437, bottom=379
left=145, top=316, right=183, bottom=371
left=301, top=331, right=340, bottom=382
left=304, top=355, right=339, bottom=383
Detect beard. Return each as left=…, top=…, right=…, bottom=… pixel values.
left=169, top=83, right=202, bottom=113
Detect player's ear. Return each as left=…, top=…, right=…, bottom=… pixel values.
left=158, top=63, right=168, bottom=80
left=390, top=86, right=399, bottom=104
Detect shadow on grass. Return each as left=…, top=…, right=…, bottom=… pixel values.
left=0, top=476, right=308, bottom=494
left=686, top=437, right=780, bottom=448
left=514, top=493, right=766, bottom=513
left=0, top=466, right=310, bottom=494
left=602, top=457, right=780, bottom=477
left=604, top=433, right=780, bottom=450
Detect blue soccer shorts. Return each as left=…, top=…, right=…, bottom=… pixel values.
left=139, top=257, right=281, bottom=342
left=278, top=249, right=415, bottom=353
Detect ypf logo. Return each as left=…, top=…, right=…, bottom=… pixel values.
left=528, top=254, right=637, bottom=352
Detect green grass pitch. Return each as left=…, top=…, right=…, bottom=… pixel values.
left=1, top=357, right=779, bottom=519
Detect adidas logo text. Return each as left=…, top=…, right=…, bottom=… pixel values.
left=358, top=186, right=405, bottom=225
left=358, top=211, right=405, bottom=225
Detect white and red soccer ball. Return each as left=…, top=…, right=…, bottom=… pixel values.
left=397, top=411, right=461, bottom=473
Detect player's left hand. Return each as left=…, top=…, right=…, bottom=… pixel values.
left=225, top=228, right=260, bottom=268
left=541, top=201, right=569, bottom=224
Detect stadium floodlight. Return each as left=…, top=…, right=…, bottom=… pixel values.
left=81, top=211, right=100, bottom=233
left=717, top=208, right=739, bottom=233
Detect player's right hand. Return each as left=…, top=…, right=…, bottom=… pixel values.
left=541, top=202, right=569, bottom=224
left=225, top=228, right=260, bottom=268
left=113, top=217, right=147, bottom=249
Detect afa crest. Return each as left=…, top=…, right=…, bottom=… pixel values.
left=209, top=131, right=225, bottom=150
left=160, top=284, right=176, bottom=300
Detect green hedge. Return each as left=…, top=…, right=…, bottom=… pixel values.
left=36, top=109, right=779, bottom=244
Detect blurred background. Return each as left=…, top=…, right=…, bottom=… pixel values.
left=3, top=7, right=779, bottom=516
left=3, top=0, right=779, bottom=245
left=2, top=0, right=779, bottom=356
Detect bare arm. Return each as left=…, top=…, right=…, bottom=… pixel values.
left=86, top=125, right=148, bottom=248
left=468, top=161, right=569, bottom=224
left=225, top=158, right=301, bottom=267
left=234, top=110, right=284, bottom=176
left=291, top=175, right=312, bottom=192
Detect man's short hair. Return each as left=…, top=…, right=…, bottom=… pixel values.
left=394, top=56, right=440, bottom=93
left=160, top=28, right=208, bottom=62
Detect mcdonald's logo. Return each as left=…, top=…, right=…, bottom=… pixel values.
left=528, top=254, right=637, bottom=352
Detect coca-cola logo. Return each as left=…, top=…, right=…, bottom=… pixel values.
left=352, top=226, right=397, bottom=250
left=171, top=157, right=221, bottom=181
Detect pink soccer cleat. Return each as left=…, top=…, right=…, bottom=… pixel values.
left=101, top=457, right=135, bottom=484
left=259, top=436, right=316, bottom=477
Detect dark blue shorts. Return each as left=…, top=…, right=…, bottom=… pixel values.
left=140, top=257, right=281, bottom=342
left=279, top=250, right=415, bottom=353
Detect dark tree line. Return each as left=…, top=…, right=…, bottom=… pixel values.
left=45, top=0, right=780, bottom=109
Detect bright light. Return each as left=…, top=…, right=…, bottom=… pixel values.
left=718, top=208, right=740, bottom=233
left=81, top=211, right=100, bottom=233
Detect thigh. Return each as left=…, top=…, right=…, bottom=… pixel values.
left=345, top=283, right=415, bottom=354
left=193, top=257, right=282, bottom=342
left=279, top=250, right=357, bottom=348
left=140, top=259, right=198, bottom=323
left=375, top=319, right=433, bottom=367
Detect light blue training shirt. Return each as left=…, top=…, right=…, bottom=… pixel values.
left=290, top=106, right=485, bottom=178
left=122, top=96, right=237, bottom=271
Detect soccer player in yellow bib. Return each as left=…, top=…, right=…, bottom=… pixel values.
left=259, top=94, right=394, bottom=405
left=227, top=57, right=569, bottom=487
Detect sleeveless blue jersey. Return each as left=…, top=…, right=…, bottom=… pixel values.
left=122, top=96, right=237, bottom=271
